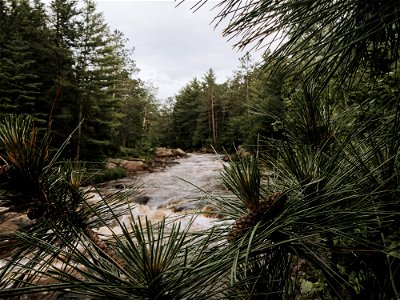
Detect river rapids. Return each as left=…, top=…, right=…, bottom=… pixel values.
left=92, top=153, right=228, bottom=234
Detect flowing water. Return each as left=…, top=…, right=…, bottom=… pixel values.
left=93, top=153, right=228, bottom=233
left=0, top=153, right=229, bottom=293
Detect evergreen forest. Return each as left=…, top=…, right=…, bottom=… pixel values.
left=0, top=0, right=160, bottom=161
left=1, top=0, right=400, bottom=299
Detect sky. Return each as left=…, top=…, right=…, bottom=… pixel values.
left=95, top=0, right=262, bottom=101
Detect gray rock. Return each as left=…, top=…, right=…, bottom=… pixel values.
left=134, top=195, right=151, bottom=205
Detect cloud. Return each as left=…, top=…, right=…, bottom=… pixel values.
left=96, top=0, right=261, bottom=100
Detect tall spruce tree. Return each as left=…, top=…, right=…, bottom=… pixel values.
left=219, top=67, right=250, bottom=148
left=117, top=78, right=150, bottom=150
left=74, top=0, right=128, bottom=160
left=47, top=0, right=80, bottom=150
left=28, top=0, right=59, bottom=127
left=171, top=78, right=201, bottom=149
left=0, top=0, right=42, bottom=119
left=193, top=69, right=222, bottom=148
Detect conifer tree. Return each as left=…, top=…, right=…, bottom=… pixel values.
left=117, top=78, right=150, bottom=150
left=47, top=0, right=80, bottom=148
left=171, top=78, right=201, bottom=149
left=0, top=0, right=42, bottom=118
left=74, top=0, right=129, bottom=160
left=193, top=69, right=222, bottom=148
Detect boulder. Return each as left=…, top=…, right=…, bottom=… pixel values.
left=106, top=158, right=148, bottom=173
left=173, top=148, right=187, bottom=157
left=156, top=147, right=174, bottom=157
left=105, top=147, right=186, bottom=174
left=222, top=146, right=252, bottom=162
left=120, top=160, right=147, bottom=173
left=156, top=147, right=187, bottom=158
left=113, top=183, right=125, bottom=190
left=134, top=195, right=151, bottom=205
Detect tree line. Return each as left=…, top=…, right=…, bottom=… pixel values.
left=158, top=55, right=273, bottom=152
left=2, top=0, right=400, bottom=162
left=162, top=52, right=400, bottom=156
left=0, top=0, right=158, bottom=161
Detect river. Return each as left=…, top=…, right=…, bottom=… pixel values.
left=93, top=153, right=228, bottom=234
left=0, top=153, right=229, bottom=290
left=0, top=153, right=227, bottom=241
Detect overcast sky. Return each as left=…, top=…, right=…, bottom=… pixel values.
left=95, top=0, right=262, bottom=101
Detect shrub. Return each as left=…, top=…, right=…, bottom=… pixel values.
left=91, top=167, right=127, bottom=184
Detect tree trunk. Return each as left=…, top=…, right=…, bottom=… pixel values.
left=75, top=97, right=83, bottom=161
left=211, top=95, right=217, bottom=144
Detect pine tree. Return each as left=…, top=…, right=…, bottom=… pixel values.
left=0, top=0, right=42, bottom=118
left=27, top=0, right=58, bottom=126
left=219, top=55, right=256, bottom=148
left=171, top=78, right=201, bottom=149
left=193, top=69, right=223, bottom=148
left=74, top=0, right=130, bottom=160
left=117, top=78, right=150, bottom=150
left=47, top=0, right=80, bottom=150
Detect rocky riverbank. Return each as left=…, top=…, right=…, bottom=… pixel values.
left=105, top=147, right=188, bottom=174
left=0, top=152, right=229, bottom=259
left=90, top=153, right=229, bottom=235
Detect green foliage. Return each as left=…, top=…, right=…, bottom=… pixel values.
left=0, top=114, right=139, bottom=293
left=192, top=69, right=221, bottom=148
left=221, top=154, right=263, bottom=211
left=0, top=0, right=155, bottom=161
left=171, top=79, right=201, bottom=149
left=91, top=166, right=127, bottom=184
left=0, top=114, right=52, bottom=211
left=0, top=2, right=43, bottom=118
left=214, top=0, right=400, bottom=87
left=0, top=115, right=92, bottom=223
left=0, top=215, right=230, bottom=299
left=2, top=91, right=400, bottom=299
left=165, top=55, right=288, bottom=152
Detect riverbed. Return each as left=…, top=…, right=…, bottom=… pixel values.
left=93, top=153, right=228, bottom=234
